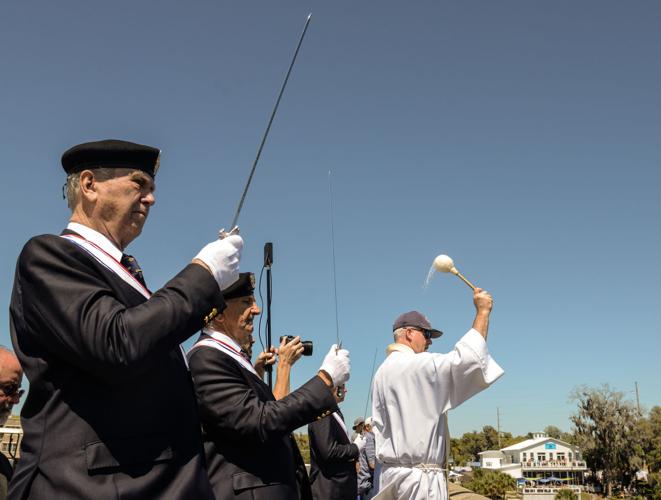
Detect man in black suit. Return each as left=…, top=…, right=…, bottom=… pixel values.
left=188, top=273, right=351, bottom=500
left=308, top=384, right=360, bottom=499
left=9, top=139, right=243, bottom=499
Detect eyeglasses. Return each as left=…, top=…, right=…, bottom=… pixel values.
left=0, top=383, right=25, bottom=399
left=409, top=327, right=432, bottom=340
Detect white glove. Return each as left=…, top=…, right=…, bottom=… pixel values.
left=194, top=234, right=243, bottom=290
left=319, top=344, right=350, bottom=387
left=353, top=435, right=366, bottom=451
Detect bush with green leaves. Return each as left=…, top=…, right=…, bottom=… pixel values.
left=554, top=489, right=577, bottom=500
left=464, top=468, right=516, bottom=500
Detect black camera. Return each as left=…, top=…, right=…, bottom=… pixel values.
left=279, top=335, right=313, bottom=356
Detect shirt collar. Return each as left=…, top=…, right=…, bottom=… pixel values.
left=386, top=343, right=415, bottom=356
left=202, top=327, right=243, bottom=353
left=67, top=222, right=123, bottom=261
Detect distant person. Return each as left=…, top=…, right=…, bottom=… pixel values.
left=0, top=347, right=23, bottom=500
left=9, top=139, right=242, bottom=499
left=308, top=384, right=359, bottom=499
left=357, top=417, right=376, bottom=499
left=188, top=272, right=351, bottom=500
left=371, top=289, right=504, bottom=500
left=351, top=417, right=365, bottom=443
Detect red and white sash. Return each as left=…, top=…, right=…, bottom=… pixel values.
left=60, top=232, right=188, bottom=367
left=190, top=329, right=258, bottom=377
left=61, top=234, right=150, bottom=299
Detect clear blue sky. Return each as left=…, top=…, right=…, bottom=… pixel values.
left=1, top=1, right=659, bottom=437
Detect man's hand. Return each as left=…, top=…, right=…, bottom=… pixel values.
left=278, top=336, right=304, bottom=367
left=318, top=344, right=350, bottom=389
left=472, top=287, right=493, bottom=339
left=192, top=234, right=243, bottom=290
left=473, top=287, right=493, bottom=313
left=253, top=347, right=276, bottom=379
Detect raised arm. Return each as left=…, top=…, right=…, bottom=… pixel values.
left=471, top=287, right=493, bottom=339
left=272, top=336, right=304, bottom=400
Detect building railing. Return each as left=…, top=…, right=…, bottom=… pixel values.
left=522, top=486, right=582, bottom=494
left=521, top=460, right=586, bottom=469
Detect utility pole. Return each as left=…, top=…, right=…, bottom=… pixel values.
left=497, top=407, right=501, bottom=448
left=635, top=381, right=641, bottom=416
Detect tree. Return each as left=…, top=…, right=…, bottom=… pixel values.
left=638, top=406, right=661, bottom=473
left=544, top=425, right=576, bottom=444
left=465, top=468, right=516, bottom=500
left=482, top=425, right=500, bottom=450
left=570, top=384, right=643, bottom=497
left=554, top=489, right=577, bottom=500
left=293, top=432, right=310, bottom=464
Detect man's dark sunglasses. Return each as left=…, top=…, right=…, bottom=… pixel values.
left=0, top=383, right=25, bottom=398
left=409, top=327, right=432, bottom=340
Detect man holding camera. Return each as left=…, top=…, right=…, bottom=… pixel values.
left=251, top=336, right=307, bottom=400
left=188, top=272, right=351, bottom=500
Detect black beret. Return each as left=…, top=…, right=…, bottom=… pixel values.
left=223, top=272, right=256, bottom=300
left=61, top=139, right=161, bottom=177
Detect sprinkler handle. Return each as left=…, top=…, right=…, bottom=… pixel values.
left=451, top=268, right=477, bottom=290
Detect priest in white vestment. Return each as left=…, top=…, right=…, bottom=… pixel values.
left=371, top=288, right=504, bottom=500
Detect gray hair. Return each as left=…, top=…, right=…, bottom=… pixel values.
left=393, top=327, right=407, bottom=342
left=65, top=167, right=130, bottom=210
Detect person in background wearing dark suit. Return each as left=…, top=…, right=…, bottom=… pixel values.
left=188, top=273, right=351, bottom=500
left=9, top=139, right=243, bottom=499
left=308, top=384, right=360, bottom=499
left=0, top=347, right=23, bottom=500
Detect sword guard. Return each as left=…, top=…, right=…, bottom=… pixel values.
left=219, top=226, right=240, bottom=239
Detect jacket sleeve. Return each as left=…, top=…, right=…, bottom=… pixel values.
left=11, top=235, right=224, bottom=383
left=188, top=347, right=338, bottom=444
left=308, top=415, right=359, bottom=464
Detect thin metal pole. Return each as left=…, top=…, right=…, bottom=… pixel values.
left=230, top=14, right=312, bottom=229
left=328, top=170, right=341, bottom=349
left=363, top=348, right=378, bottom=418
left=266, top=264, right=273, bottom=390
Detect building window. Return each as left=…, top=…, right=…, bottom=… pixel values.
left=523, top=452, right=526, bottom=460
left=537, top=453, right=546, bottom=462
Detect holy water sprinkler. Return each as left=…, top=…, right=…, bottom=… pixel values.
left=433, top=255, right=477, bottom=290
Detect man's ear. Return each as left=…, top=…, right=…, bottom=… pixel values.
left=79, top=170, right=99, bottom=203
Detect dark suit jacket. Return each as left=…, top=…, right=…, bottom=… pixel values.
left=0, top=453, right=13, bottom=500
left=308, top=411, right=359, bottom=499
left=8, top=232, right=222, bottom=499
left=188, top=346, right=338, bottom=500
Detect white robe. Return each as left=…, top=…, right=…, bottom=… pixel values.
left=371, top=329, right=504, bottom=500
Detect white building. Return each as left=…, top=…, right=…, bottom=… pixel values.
left=479, top=432, right=587, bottom=499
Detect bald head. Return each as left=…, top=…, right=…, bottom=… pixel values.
left=0, top=347, right=23, bottom=425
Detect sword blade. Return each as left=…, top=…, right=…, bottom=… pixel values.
left=230, top=13, right=312, bottom=229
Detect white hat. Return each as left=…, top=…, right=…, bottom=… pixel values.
left=364, top=417, right=373, bottom=426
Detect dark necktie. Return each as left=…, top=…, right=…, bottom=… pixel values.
left=240, top=348, right=252, bottom=363
left=121, top=254, right=146, bottom=287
